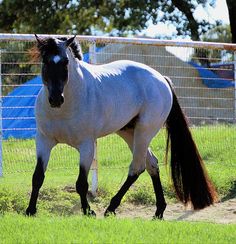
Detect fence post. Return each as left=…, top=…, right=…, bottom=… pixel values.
left=0, top=49, right=2, bottom=177
left=89, top=42, right=98, bottom=196
left=234, top=51, right=236, bottom=123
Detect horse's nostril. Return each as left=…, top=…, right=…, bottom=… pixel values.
left=49, top=97, right=53, bottom=105
left=48, top=95, right=64, bottom=108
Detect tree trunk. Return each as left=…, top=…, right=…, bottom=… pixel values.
left=172, top=0, right=200, bottom=41
left=226, top=0, right=236, bottom=43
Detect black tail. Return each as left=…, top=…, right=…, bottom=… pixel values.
left=165, top=77, right=218, bottom=209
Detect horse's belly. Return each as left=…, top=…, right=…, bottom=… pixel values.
left=96, top=109, right=139, bottom=138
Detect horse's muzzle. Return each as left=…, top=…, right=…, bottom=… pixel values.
left=49, top=94, right=64, bottom=108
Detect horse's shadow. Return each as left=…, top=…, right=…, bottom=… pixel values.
left=175, top=210, right=195, bottom=221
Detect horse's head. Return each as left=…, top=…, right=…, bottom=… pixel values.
left=35, top=35, right=76, bottom=108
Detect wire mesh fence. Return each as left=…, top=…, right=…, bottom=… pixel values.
left=0, top=34, right=235, bottom=178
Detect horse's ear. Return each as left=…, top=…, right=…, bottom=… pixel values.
left=35, top=34, right=44, bottom=47
left=65, top=35, right=76, bottom=47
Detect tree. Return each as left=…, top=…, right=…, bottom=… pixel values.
left=226, top=0, right=236, bottom=43
left=0, top=0, right=219, bottom=41
left=202, top=25, right=232, bottom=43
left=197, top=25, right=233, bottom=66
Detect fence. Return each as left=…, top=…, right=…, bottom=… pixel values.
left=0, top=34, right=236, bottom=193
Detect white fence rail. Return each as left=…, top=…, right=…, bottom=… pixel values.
left=0, top=34, right=236, bottom=193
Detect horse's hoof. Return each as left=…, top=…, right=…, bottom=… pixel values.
left=153, top=210, right=165, bottom=220
left=153, top=203, right=166, bottom=220
left=25, top=207, right=37, bottom=216
left=104, top=209, right=116, bottom=217
left=153, top=214, right=164, bottom=220
left=84, top=209, right=96, bottom=217
left=88, top=209, right=96, bottom=217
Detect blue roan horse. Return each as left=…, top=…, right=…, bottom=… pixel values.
left=26, top=35, right=218, bottom=219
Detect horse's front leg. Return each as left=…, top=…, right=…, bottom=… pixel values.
left=76, top=140, right=96, bottom=216
left=26, top=132, right=56, bottom=216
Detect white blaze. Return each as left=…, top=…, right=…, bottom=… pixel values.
left=53, top=55, right=61, bottom=64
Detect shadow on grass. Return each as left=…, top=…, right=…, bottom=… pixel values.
left=221, top=180, right=236, bottom=201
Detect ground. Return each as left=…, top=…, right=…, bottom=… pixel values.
left=94, top=199, right=236, bottom=224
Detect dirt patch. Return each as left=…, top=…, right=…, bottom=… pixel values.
left=94, top=199, right=236, bottom=224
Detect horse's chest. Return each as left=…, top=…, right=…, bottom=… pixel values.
left=39, top=119, right=81, bottom=146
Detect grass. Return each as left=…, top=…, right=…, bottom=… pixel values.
left=0, top=214, right=235, bottom=243
left=0, top=125, right=235, bottom=243
left=1, top=125, right=236, bottom=211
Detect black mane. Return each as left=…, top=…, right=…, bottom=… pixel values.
left=37, top=37, right=83, bottom=61
left=59, top=37, right=83, bottom=61
left=37, top=38, right=59, bottom=57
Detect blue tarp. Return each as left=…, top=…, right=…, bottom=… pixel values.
left=189, top=62, right=234, bottom=88
left=3, top=76, right=42, bottom=139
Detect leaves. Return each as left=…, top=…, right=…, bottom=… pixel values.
left=0, top=0, right=236, bottom=40
left=0, top=0, right=228, bottom=41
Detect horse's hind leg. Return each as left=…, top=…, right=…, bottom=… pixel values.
left=146, top=149, right=166, bottom=219
left=105, top=126, right=151, bottom=216
left=76, top=140, right=96, bottom=216
left=114, top=129, right=166, bottom=219
left=104, top=169, right=140, bottom=216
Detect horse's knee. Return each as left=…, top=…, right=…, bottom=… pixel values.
left=128, top=161, right=146, bottom=176
left=129, top=148, right=149, bottom=176
left=146, top=149, right=159, bottom=176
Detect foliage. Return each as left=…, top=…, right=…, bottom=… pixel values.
left=0, top=0, right=220, bottom=41
left=190, top=25, right=234, bottom=66
left=0, top=187, right=27, bottom=214
left=202, top=25, right=233, bottom=65
left=0, top=40, right=39, bottom=95
left=201, top=25, right=232, bottom=43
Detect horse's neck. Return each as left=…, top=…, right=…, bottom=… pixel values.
left=66, top=53, right=82, bottom=97
left=62, top=57, right=84, bottom=113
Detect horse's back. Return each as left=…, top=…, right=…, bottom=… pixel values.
left=82, top=59, right=172, bottom=100
left=80, top=60, right=173, bottom=135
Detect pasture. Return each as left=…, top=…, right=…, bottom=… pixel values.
left=0, top=214, right=235, bottom=243
left=0, top=125, right=235, bottom=242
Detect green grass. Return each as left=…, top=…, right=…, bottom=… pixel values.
left=1, top=125, right=236, bottom=211
left=0, top=125, right=235, bottom=242
left=0, top=214, right=235, bottom=243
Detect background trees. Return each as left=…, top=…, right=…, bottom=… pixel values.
left=0, top=0, right=234, bottom=42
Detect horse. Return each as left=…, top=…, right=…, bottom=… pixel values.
left=26, top=35, right=218, bottom=219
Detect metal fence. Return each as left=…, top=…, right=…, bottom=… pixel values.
left=0, top=34, right=235, bottom=189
